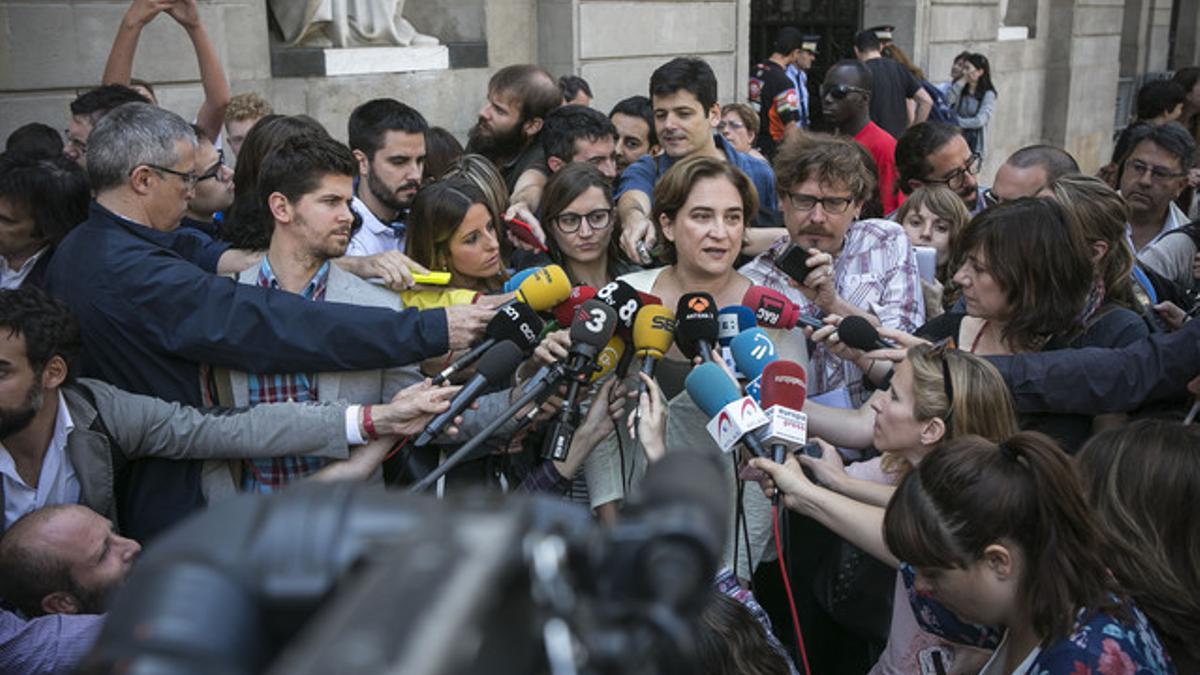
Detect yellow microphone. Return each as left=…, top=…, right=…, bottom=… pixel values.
left=590, top=335, right=626, bottom=383
left=633, top=305, right=676, bottom=364
left=515, top=264, right=571, bottom=312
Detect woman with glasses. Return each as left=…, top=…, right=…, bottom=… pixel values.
left=540, top=162, right=637, bottom=288
left=946, top=53, right=997, bottom=159
left=894, top=185, right=969, bottom=319
left=749, top=343, right=1017, bottom=675
left=719, top=103, right=766, bottom=161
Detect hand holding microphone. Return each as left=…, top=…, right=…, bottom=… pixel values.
left=433, top=301, right=544, bottom=385
left=415, top=340, right=526, bottom=447
left=542, top=299, right=618, bottom=461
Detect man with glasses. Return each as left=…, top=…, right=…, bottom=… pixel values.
left=180, top=127, right=234, bottom=240
left=1117, top=123, right=1195, bottom=253
left=63, top=85, right=149, bottom=169
left=749, top=27, right=804, bottom=158
left=986, top=144, right=1080, bottom=205
left=44, top=102, right=490, bottom=541
left=741, top=134, right=923, bottom=405
left=895, top=121, right=987, bottom=215
left=821, top=59, right=901, bottom=214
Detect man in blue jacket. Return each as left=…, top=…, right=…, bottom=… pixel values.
left=46, top=102, right=491, bottom=540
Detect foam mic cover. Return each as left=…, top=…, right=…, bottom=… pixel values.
left=675, top=292, right=718, bottom=361
left=760, top=360, right=808, bottom=411
left=487, top=301, right=544, bottom=353
left=684, top=362, right=741, bottom=417
left=742, top=286, right=799, bottom=330
left=596, top=280, right=643, bottom=336
left=637, top=291, right=663, bottom=307
left=502, top=267, right=538, bottom=294
left=516, top=264, right=571, bottom=312
left=837, top=315, right=896, bottom=352
left=718, top=306, right=757, bottom=347
left=551, top=285, right=597, bottom=327
left=568, top=299, right=619, bottom=356
left=591, top=336, right=626, bottom=383
left=730, top=328, right=779, bottom=382
left=633, top=305, right=676, bottom=358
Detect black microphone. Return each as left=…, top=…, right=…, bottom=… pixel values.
left=542, top=299, right=618, bottom=461
left=837, top=315, right=897, bottom=352
left=595, top=280, right=643, bottom=339
left=432, top=302, right=543, bottom=385
left=415, top=340, right=525, bottom=447
left=675, top=292, right=719, bottom=362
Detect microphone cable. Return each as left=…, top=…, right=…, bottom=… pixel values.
left=772, top=503, right=812, bottom=675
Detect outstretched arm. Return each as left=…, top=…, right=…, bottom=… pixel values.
left=102, top=0, right=172, bottom=87
left=165, top=0, right=231, bottom=143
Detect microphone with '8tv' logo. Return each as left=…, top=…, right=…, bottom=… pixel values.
left=685, top=362, right=770, bottom=458
left=596, top=280, right=646, bottom=339
left=542, top=299, right=618, bottom=461
left=675, top=292, right=719, bottom=363
left=432, top=301, right=543, bottom=385
left=729, top=327, right=778, bottom=401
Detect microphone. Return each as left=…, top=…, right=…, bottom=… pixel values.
left=542, top=299, right=618, bottom=461
left=637, top=291, right=663, bottom=307
left=596, top=280, right=644, bottom=339
left=551, top=285, right=597, bottom=328
left=675, top=292, right=718, bottom=362
left=718, top=306, right=757, bottom=375
left=415, top=340, right=525, bottom=447
left=432, top=301, right=543, bottom=385
left=631, top=305, right=676, bottom=436
left=757, top=361, right=809, bottom=466
left=590, top=336, right=626, bottom=383
left=685, top=362, right=770, bottom=458
left=502, top=267, right=538, bottom=293
left=837, top=315, right=897, bottom=352
left=729, top=327, right=779, bottom=401
left=514, top=264, right=572, bottom=312
left=742, top=286, right=824, bottom=330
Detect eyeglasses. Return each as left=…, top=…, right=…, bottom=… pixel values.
left=782, top=190, right=853, bottom=214
left=1123, top=159, right=1187, bottom=182
left=821, top=84, right=869, bottom=100
left=923, top=154, right=982, bottom=191
left=138, top=164, right=199, bottom=189
left=717, top=120, right=746, bottom=132
left=197, top=149, right=229, bottom=183
left=982, top=187, right=1000, bottom=207
left=928, top=338, right=956, bottom=434
left=551, top=208, right=613, bottom=233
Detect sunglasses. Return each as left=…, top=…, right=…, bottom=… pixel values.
left=821, top=84, right=869, bottom=100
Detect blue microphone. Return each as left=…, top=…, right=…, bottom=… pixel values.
left=730, top=328, right=778, bottom=402
left=718, top=306, right=757, bottom=377
left=685, top=362, right=770, bottom=458
left=502, top=267, right=538, bottom=293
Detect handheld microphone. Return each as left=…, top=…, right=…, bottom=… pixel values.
left=637, top=291, right=663, bottom=307
left=596, top=280, right=644, bottom=339
left=675, top=292, right=718, bottom=362
left=514, top=264, right=572, bottom=312
left=432, top=301, right=543, bottom=385
left=757, top=361, right=809, bottom=466
left=543, top=300, right=618, bottom=461
left=729, top=327, right=779, bottom=401
left=837, top=315, right=897, bottom=352
left=551, top=285, right=598, bottom=327
left=684, top=362, right=770, bottom=458
left=718, top=306, right=757, bottom=376
left=631, top=305, right=676, bottom=436
left=415, top=340, right=525, bottom=447
left=502, top=267, right=538, bottom=294
left=742, top=286, right=824, bottom=331
left=590, top=336, right=626, bottom=383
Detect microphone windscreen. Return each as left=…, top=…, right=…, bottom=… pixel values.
left=596, top=280, right=643, bottom=334
left=486, top=301, right=544, bottom=351
left=637, top=291, right=663, bottom=307
left=568, top=299, right=618, bottom=350
left=837, top=315, right=883, bottom=352
left=552, top=285, right=597, bottom=327
left=729, top=328, right=779, bottom=381
left=502, top=267, right=538, bottom=294
left=474, top=340, right=526, bottom=385
left=591, top=336, right=626, bottom=382
left=675, top=292, right=718, bottom=360
left=516, top=264, right=571, bottom=311
left=760, top=360, right=808, bottom=411
left=742, top=285, right=797, bottom=330
left=684, top=362, right=742, bottom=416
left=718, top=306, right=757, bottom=347
left=633, top=305, right=676, bottom=358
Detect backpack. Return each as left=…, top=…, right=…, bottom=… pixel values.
left=923, top=81, right=958, bottom=125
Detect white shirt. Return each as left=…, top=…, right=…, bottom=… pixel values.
left=0, top=392, right=79, bottom=529
left=0, top=247, right=48, bottom=290
left=1125, top=199, right=1189, bottom=252
left=978, top=630, right=1040, bottom=675
left=347, top=196, right=404, bottom=257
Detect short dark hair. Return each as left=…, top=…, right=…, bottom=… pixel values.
left=895, top=122, right=965, bottom=195
left=68, top=84, right=150, bottom=123
left=0, top=505, right=81, bottom=617
left=773, top=27, right=804, bottom=54
left=489, top=65, right=561, bottom=124
left=347, top=98, right=429, bottom=160
left=540, top=163, right=626, bottom=281
left=423, top=127, right=464, bottom=182
left=1121, top=121, right=1196, bottom=171
left=558, top=75, right=593, bottom=102
left=257, top=135, right=357, bottom=231
left=773, top=134, right=876, bottom=203
left=609, top=95, right=658, bottom=146
left=853, top=29, right=881, bottom=53
left=649, top=57, right=719, bottom=112
left=0, top=289, right=81, bottom=378
left=540, top=105, right=617, bottom=163
left=1005, top=145, right=1080, bottom=183
left=1171, top=67, right=1200, bottom=98
left=828, top=59, right=873, bottom=93
left=5, top=123, right=64, bottom=158
left=1136, top=79, right=1187, bottom=121
left=0, top=153, right=89, bottom=249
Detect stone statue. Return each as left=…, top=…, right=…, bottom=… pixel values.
left=270, top=0, right=439, bottom=48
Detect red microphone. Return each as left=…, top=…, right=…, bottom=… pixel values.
left=742, top=286, right=824, bottom=331
left=637, top=291, right=663, bottom=307
left=552, top=285, right=597, bottom=327
left=758, top=360, right=809, bottom=466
